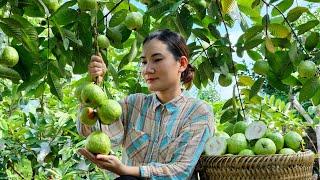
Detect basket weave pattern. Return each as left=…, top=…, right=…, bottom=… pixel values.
left=194, top=151, right=314, bottom=180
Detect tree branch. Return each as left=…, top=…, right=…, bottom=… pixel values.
left=216, top=0, right=246, bottom=120
left=290, top=95, right=313, bottom=124
left=98, top=0, right=126, bottom=24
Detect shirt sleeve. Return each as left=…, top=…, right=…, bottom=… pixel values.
left=76, top=94, right=134, bottom=149
left=139, top=103, right=214, bottom=179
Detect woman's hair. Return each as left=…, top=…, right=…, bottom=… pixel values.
left=143, top=29, right=195, bottom=89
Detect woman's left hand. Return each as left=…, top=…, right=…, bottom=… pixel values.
left=78, top=148, right=126, bottom=175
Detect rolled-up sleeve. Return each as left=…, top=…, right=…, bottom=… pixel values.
left=139, top=104, right=214, bottom=179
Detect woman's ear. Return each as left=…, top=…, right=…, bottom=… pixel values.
left=179, top=56, right=188, bottom=72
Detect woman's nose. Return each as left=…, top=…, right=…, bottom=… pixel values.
left=143, top=62, right=155, bottom=74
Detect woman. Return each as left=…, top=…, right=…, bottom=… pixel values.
left=77, top=29, right=214, bottom=180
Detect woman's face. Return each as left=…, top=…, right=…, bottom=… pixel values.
left=141, top=39, right=183, bottom=92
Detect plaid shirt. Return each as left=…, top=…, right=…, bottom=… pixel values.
left=77, top=93, right=214, bottom=179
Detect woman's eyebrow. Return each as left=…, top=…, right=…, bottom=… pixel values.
left=140, top=53, right=163, bottom=59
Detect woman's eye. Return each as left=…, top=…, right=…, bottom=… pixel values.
left=141, top=61, right=147, bottom=65
left=154, top=58, right=162, bottom=62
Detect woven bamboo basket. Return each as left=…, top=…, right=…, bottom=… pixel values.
left=194, top=150, right=315, bottom=180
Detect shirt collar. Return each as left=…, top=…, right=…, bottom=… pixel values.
left=152, top=93, right=185, bottom=113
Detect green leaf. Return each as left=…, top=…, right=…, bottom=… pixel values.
left=47, top=72, right=63, bottom=101
left=238, top=75, right=254, bottom=86
left=312, top=89, right=320, bottom=106
left=287, top=7, right=309, bottom=22
left=51, top=8, right=78, bottom=26
left=108, top=63, right=119, bottom=87
left=221, top=0, right=236, bottom=14
left=175, top=6, right=193, bottom=39
left=0, top=65, right=21, bottom=83
left=193, top=68, right=202, bottom=89
left=192, top=28, right=210, bottom=43
left=243, top=39, right=264, bottom=50
left=249, top=77, right=265, bottom=99
left=271, top=0, right=293, bottom=16
left=297, top=20, right=320, bottom=35
left=247, top=50, right=262, bottom=61
left=118, top=40, right=138, bottom=70
left=147, top=1, right=175, bottom=19
left=299, top=77, right=320, bottom=102
left=305, top=32, right=319, bottom=51
left=61, top=28, right=83, bottom=48
left=220, top=108, right=237, bottom=124
left=208, top=23, right=221, bottom=39
left=109, top=9, right=127, bottom=27
left=242, top=25, right=263, bottom=40
left=304, top=0, right=320, bottom=2
left=268, top=23, right=290, bottom=38
left=222, top=98, right=236, bottom=110
left=0, top=15, right=39, bottom=59
left=281, top=75, right=300, bottom=86
left=251, top=0, right=260, bottom=9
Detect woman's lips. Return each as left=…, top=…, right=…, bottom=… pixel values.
left=146, top=78, right=158, bottom=83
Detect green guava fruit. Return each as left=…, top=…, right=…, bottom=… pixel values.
left=233, top=121, right=249, bottom=134
left=74, top=81, right=90, bottom=102
left=97, top=35, right=110, bottom=49
left=205, top=136, right=227, bottom=155
left=298, top=60, right=316, bottom=78
left=218, top=74, right=232, bottom=87
left=77, top=0, right=96, bottom=11
left=79, top=107, right=97, bottom=126
left=43, top=0, right=60, bottom=12
left=264, top=131, right=284, bottom=152
left=227, top=133, right=248, bottom=154
left=0, top=46, right=19, bottom=67
left=253, top=60, right=269, bottom=76
left=215, top=131, right=230, bottom=140
left=253, top=138, right=276, bottom=155
left=238, top=149, right=255, bottom=155
left=81, top=83, right=108, bottom=107
left=124, top=12, right=143, bottom=30
left=284, top=131, right=303, bottom=151
left=97, top=99, right=122, bottom=125
left=85, top=131, right=111, bottom=154
left=279, top=148, right=295, bottom=155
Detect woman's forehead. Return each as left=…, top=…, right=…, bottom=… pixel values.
left=142, top=39, right=169, bottom=56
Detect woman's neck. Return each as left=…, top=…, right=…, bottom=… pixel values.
left=155, top=86, right=182, bottom=104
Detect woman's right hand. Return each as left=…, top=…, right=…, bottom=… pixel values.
left=88, top=54, right=107, bottom=84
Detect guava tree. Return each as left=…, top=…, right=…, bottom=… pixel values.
left=0, top=0, right=319, bottom=178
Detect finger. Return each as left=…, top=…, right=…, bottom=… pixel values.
left=91, top=55, right=104, bottom=63
left=88, top=61, right=104, bottom=68
left=78, top=148, right=96, bottom=162
left=96, top=154, right=111, bottom=161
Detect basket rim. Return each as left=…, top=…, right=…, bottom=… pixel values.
left=200, top=149, right=314, bottom=158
